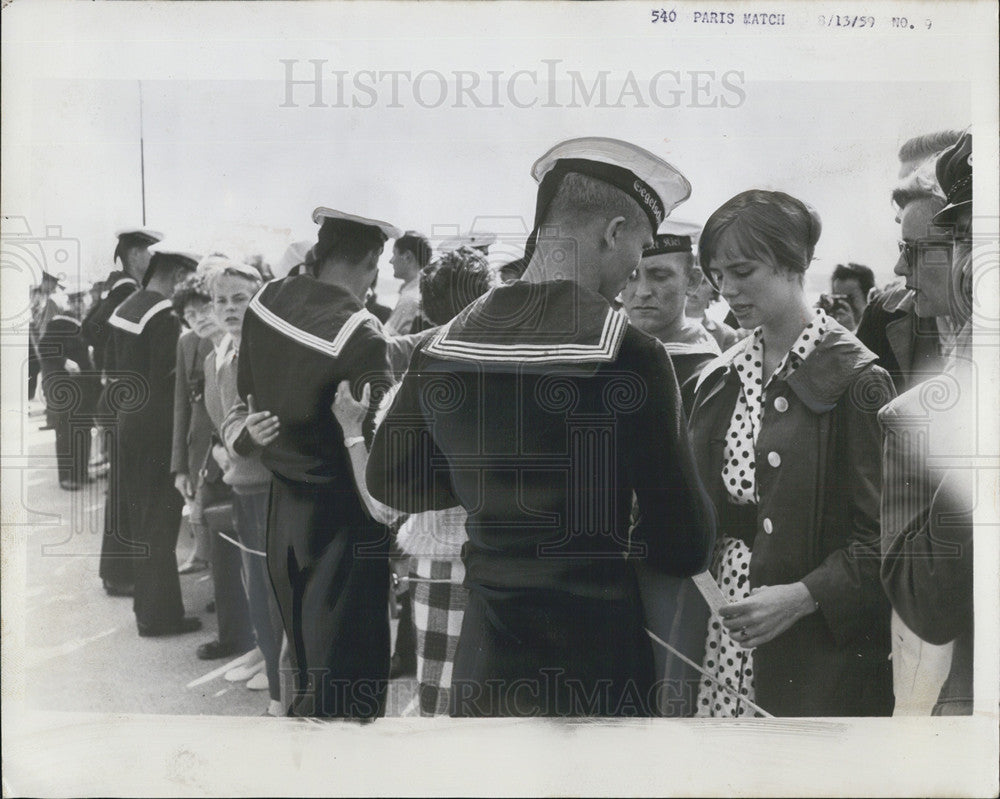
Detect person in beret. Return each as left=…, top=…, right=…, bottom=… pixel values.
left=880, top=132, right=974, bottom=716
left=235, top=208, right=399, bottom=718
left=107, top=246, right=203, bottom=635
left=367, top=137, right=715, bottom=717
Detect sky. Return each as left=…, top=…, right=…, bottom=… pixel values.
left=0, top=3, right=979, bottom=306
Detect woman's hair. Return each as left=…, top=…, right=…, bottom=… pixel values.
left=205, top=260, right=264, bottom=296
left=171, top=274, right=212, bottom=323
left=419, top=246, right=496, bottom=325
left=699, top=190, right=822, bottom=282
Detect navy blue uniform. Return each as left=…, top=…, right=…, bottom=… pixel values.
left=107, top=290, right=187, bottom=631
left=237, top=274, right=392, bottom=718
left=91, top=273, right=141, bottom=589
left=367, top=280, right=715, bottom=716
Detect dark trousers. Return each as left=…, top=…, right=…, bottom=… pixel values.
left=266, top=475, right=390, bottom=718
left=450, top=587, right=655, bottom=717
left=234, top=488, right=283, bottom=701
left=120, top=434, right=186, bottom=632
left=203, top=478, right=255, bottom=654
left=98, top=426, right=137, bottom=587
left=53, top=412, right=91, bottom=484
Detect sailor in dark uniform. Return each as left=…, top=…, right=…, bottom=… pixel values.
left=83, top=229, right=163, bottom=374
left=90, top=228, right=163, bottom=596
left=108, top=245, right=202, bottom=635
left=622, top=233, right=721, bottom=414
left=236, top=208, right=399, bottom=718
left=38, top=309, right=99, bottom=489
left=367, top=138, right=716, bottom=717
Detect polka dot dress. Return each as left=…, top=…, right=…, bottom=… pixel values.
left=694, top=537, right=758, bottom=717
left=721, top=310, right=829, bottom=505
left=696, top=310, right=829, bottom=717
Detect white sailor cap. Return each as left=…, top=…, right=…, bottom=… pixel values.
left=114, top=227, right=164, bottom=244
left=530, top=137, right=692, bottom=230
left=439, top=232, right=498, bottom=253
left=311, top=207, right=403, bottom=240
left=147, top=241, right=202, bottom=265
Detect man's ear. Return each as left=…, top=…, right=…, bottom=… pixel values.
left=602, top=215, right=627, bottom=249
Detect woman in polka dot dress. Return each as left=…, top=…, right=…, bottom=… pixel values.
left=687, top=190, right=895, bottom=717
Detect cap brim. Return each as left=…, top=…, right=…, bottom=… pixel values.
left=311, top=207, right=403, bottom=239
left=932, top=200, right=971, bottom=226
left=115, top=227, right=164, bottom=242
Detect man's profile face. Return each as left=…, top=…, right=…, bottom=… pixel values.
left=622, top=252, right=691, bottom=339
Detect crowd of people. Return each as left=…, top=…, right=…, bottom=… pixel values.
left=27, top=127, right=975, bottom=719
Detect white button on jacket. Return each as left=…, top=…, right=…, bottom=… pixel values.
left=767, top=451, right=781, bottom=468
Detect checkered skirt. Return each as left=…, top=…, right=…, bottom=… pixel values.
left=410, top=557, right=468, bottom=717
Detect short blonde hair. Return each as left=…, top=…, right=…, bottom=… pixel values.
left=205, top=260, right=264, bottom=296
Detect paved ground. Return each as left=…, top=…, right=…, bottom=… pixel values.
left=15, top=402, right=416, bottom=717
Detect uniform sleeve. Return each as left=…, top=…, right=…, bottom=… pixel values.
left=342, top=324, right=393, bottom=447
left=800, top=365, right=894, bottom=646
left=880, top=408, right=973, bottom=645
left=146, top=313, right=181, bottom=440
left=620, top=335, right=716, bottom=577
left=365, top=346, right=457, bottom=513
left=170, top=335, right=191, bottom=475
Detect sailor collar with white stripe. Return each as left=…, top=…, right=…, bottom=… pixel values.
left=49, top=314, right=83, bottom=329
left=247, top=275, right=379, bottom=360
left=101, top=275, right=139, bottom=300
left=108, top=290, right=174, bottom=335
left=423, top=279, right=629, bottom=365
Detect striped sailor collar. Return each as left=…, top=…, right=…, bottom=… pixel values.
left=100, top=271, right=138, bottom=299
left=108, top=289, right=173, bottom=335
left=247, top=274, right=379, bottom=360
left=423, top=279, right=629, bottom=365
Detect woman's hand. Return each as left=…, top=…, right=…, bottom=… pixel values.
left=719, top=582, right=817, bottom=649
left=245, top=394, right=280, bottom=447
left=332, top=380, right=369, bottom=439
left=174, top=472, right=194, bottom=500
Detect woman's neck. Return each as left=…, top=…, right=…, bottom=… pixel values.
left=208, top=330, right=225, bottom=347
left=760, top=296, right=814, bottom=362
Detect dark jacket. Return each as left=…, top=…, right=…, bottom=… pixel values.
left=82, top=272, right=138, bottom=373
left=855, top=285, right=943, bottom=394
left=689, top=322, right=895, bottom=716
left=170, top=330, right=216, bottom=479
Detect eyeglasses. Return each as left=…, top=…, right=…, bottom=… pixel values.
left=897, top=238, right=953, bottom=269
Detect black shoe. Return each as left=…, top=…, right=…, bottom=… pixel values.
left=197, top=640, right=252, bottom=661
left=138, top=617, right=203, bottom=637
left=389, top=652, right=416, bottom=679
left=103, top=579, right=134, bottom=597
